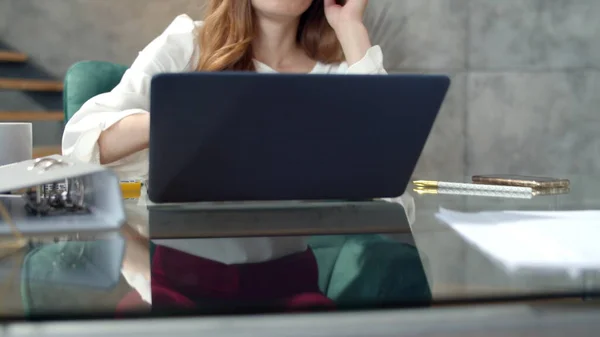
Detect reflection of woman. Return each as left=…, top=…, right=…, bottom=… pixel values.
left=62, top=0, right=387, bottom=312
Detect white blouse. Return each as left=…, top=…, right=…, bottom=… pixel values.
left=62, top=14, right=389, bottom=281
left=62, top=14, right=387, bottom=181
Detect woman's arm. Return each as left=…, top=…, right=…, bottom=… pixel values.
left=97, top=113, right=150, bottom=165
left=324, top=0, right=387, bottom=75
left=62, top=14, right=199, bottom=176
left=335, top=22, right=373, bottom=67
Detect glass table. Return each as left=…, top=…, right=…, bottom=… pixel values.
left=410, top=176, right=600, bottom=302
left=1, top=176, right=599, bottom=319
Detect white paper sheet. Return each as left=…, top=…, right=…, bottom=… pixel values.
left=436, top=208, right=600, bottom=276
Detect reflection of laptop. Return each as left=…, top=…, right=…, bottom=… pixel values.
left=148, top=73, right=450, bottom=203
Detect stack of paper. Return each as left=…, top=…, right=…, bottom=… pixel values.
left=436, top=208, right=600, bottom=276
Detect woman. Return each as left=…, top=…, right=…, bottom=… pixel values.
left=63, top=0, right=387, bottom=312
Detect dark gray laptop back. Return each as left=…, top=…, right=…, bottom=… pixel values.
left=149, top=73, right=450, bottom=203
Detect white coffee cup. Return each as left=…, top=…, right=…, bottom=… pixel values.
left=0, top=122, right=33, bottom=167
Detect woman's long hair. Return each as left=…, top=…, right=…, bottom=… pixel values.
left=197, top=0, right=343, bottom=71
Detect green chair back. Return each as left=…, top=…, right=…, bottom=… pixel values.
left=63, top=61, right=128, bottom=122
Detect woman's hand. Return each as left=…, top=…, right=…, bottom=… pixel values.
left=324, top=0, right=372, bottom=66
left=323, top=0, right=368, bottom=31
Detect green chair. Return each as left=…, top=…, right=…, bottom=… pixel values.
left=64, top=61, right=129, bottom=122
left=62, top=61, right=432, bottom=306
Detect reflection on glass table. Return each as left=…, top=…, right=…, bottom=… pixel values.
left=118, top=232, right=429, bottom=314
left=2, top=235, right=428, bottom=316
left=0, top=176, right=599, bottom=319
left=122, top=192, right=425, bottom=314
left=0, top=234, right=129, bottom=316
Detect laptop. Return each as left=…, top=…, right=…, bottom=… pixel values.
left=148, top=72, right=450, bottom=203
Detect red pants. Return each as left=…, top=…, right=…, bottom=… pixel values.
left=118, top=245, right=334, bottom=313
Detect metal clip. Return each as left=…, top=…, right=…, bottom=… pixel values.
left=23, top=157, right=88, bottom=216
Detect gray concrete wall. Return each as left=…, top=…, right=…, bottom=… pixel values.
left=1, top=0, right=598, bottom=178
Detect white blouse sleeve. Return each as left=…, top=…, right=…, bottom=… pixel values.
left=339, top=45, right=387, bottom=75
left=61, top=14, right=199, bottom=179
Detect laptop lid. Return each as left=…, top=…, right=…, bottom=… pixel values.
left=148, top=73, right=450, bottom=203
